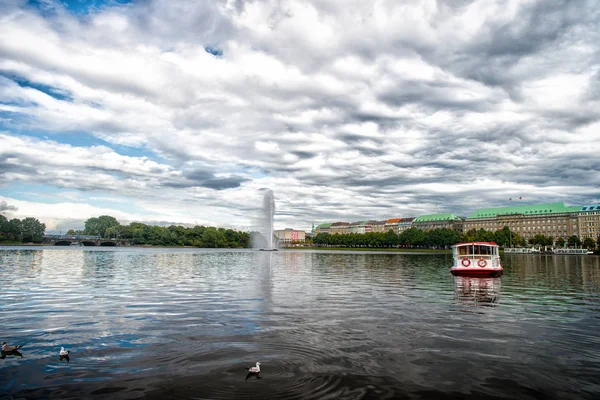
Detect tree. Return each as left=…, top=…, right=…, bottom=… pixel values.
left=84, top=215, right=120, bottom=237
left=567, top=235, right=581, bottom=248
left=582, top=237, right=596, bottom=250
left=0, top=214, right=8, bottom=240
left=494, top=226, right=512, bottom=247
left=21, top=217, right=45, bottom=242
left=556, top=237, right=566, bottom=248
left=5, top=218, right=22, bottom=241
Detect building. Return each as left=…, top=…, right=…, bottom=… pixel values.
left=464, top=202, right=580, bottom=242
left=330, top=222, right=350, bottom=235
left=347, top=221, right=373, bottom=234
left=274, top=229, right=306, bottom=244
left=577, top=204, right=600, bottom=241
left=370, top=220, right=387, bottom=233
left=397, top=217, right=416, bottom=233
left=314, top=223, right=332, bottom=235
left=412, top=213, right=463, bottom=232
left=384, top=218, right=402, bottom=234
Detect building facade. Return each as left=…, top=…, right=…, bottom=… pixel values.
left=398, top=217, right=415, bottom=233
left=329, top=222, right=350, bottom=235
left=578, top=204, right=600, bottom=240
left=384, top=218, right=401, bottom=234
left=314, top=223, right=331, bottom=235
left=370, top=220, right=387, bottom=233
left=465, top=202, right=580, bottom=242
left=412, top=214, right=463, bottom=231
left=274, top=229, right=306, bottom=244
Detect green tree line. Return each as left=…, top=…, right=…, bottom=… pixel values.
left=67, top=215, right=250, bottom=248
left=313, top=226, right=526, bottom=249
left=0, top=214, right=46, bottom=243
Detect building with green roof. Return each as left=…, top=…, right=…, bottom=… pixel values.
left=465, top=202, right=580, bottom=242
left=314, top=223, right=332, bottom=235
left=412, top=213, right=463, bottom=232
left=578, top=204, right=600, bottom=240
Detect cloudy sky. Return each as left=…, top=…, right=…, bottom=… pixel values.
left=1, top=0, right=599, bottom=233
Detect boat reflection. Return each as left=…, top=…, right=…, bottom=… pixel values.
left=453, top=276, right=501, bottom=306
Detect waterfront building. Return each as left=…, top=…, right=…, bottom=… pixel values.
left=384, top=218, right=402, bottom=234
left=370, top=220, right=387, bottom=233
left=465, top=202, right=580, bottom=242
left=397, top=217, right=416, bottom=233
left=577, top=204, right=600, bottom=241
left=314, top=223, right=332, bottom=235
left=347, top=221, right=373, bottom=234
left=274, top=229, right=306, bottom=244
left=412, top=214, right=463, bottom=232
left=329, top=222, right=350, bottom=235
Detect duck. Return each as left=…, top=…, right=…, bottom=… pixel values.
left=59, top=347, right=70, bottom=356
left=245, top=361, right=261, bottom=381
left=1, top=342, right=22, bottom=352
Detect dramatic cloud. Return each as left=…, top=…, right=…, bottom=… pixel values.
left=0, top=200, right=18, bottom=212
left=0, top=0, right=599, bottom=232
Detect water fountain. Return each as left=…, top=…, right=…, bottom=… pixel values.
left=253, top=189, right=278, bottom=251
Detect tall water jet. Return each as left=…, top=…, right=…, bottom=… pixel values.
left=252, top=189, right=277, bottom=250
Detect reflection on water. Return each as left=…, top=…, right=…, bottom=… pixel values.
left=1, top=247, right=600, bottom=399
left=454, top=276, right=501, bottom=306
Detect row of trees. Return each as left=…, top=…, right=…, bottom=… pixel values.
left=313, top=228, right=464, bottom=248
left=67, top=215, right=250, bottom=248
left=0, top=214, right=46, bottom=243
left=312, top=226, right=600, bottom=250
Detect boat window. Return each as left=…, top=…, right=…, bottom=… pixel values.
left=458, top=247, right=468, bottom=256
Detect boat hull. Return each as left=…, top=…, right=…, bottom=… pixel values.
left=450, top=268, right=503, bottom=277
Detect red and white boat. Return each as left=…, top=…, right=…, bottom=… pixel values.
left=451, top=242, right=503, bottom=277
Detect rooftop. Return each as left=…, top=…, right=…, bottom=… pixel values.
left=414, top=213, right=461, bottom=222
left=467, top=202, right=580, bottom=219
left=580, top=204, right=600, bottom=212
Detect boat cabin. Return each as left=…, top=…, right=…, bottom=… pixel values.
left=451, top=242, right=503, bottom=276
left=453, top=242, right=499, bottom=261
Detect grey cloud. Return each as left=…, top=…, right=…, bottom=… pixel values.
left=0, top=200, right=18, bottom=212
left=163, top=167, right=249, bottom=190
left=291, top=151, right=316, bottom=160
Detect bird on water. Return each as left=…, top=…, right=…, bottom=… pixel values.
left=245, top=361, right=261, bottom=381
left=1, top=342, right=22, bottom=352
left=59, top=347, right=71, bottom=363
left=1, top=342, right=23, bottom=359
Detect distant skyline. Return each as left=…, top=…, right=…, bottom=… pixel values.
left=1, top=0, right=599, bottom=233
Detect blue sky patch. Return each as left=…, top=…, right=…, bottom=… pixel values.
left=205, top=46, right=224, bottom=57
left=3, top=74, right=73, bottom=102
left=4, top=183, right=147, bottom=216
left=27, top=0, right=133, bottom=16
left=6, top=130, right=164, bottom=162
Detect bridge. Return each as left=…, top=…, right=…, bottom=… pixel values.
left=43, top=235, right=131, bottom=246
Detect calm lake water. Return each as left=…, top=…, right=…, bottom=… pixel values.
left=1, top=247, right=599, bottom=399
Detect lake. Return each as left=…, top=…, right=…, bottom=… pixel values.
left=1, top=247, right=599, bottom=399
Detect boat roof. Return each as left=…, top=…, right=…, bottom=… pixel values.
left=453, top=242, right=498, bottom=247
